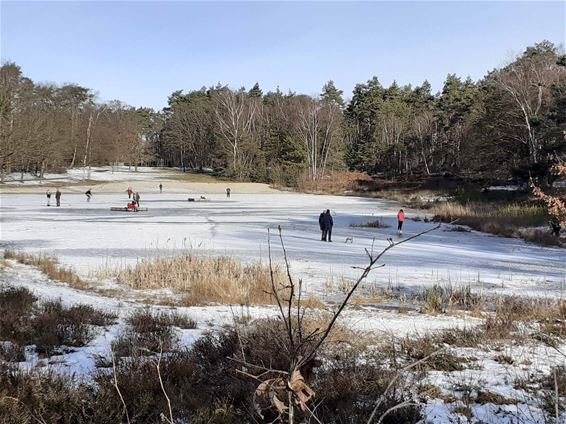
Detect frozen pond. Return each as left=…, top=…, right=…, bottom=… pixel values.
left=1, top=191, right=565, bottom=297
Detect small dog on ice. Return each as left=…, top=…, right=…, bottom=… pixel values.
left=344, top=237, right=353, bottom=244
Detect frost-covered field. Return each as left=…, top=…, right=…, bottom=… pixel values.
left=1, top=170, right=566, bottom=423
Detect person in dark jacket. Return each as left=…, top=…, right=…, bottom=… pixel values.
left=85, top=188, right=92, bottom=202
left=46, top=190, right=51, bottom=206
left=318, top=211, right=325, bottom=241
left=321, top=209, right=334, bottom=242
left=55, top=189, right=61, bottom=207
left=134, top=192, right=140, bottom=207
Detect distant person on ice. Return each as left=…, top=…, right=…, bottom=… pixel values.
left=159, top=183, right=163, bottom=193
left=226, top=187, right=231, bottom=198
left=126, top=187, right=133, bottom=199
left=85, top=189, right=92, bottom=202
left=55, top=189, right=61, bottom=207
left=321, top=209, right=333, bottom=242
left=134, top=192, right=140, bottom=207
left=318, top=211, right=325, bottom=241
left=46, top=190, right=51, bottom=206
left=397, top=209, right=405, bottom=235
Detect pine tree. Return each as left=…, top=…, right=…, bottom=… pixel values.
left=321, top=80, right=344, bottom=107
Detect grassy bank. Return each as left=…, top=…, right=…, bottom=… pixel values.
left=429, top=201, right=562, bottom=245
left=341, top=174, right=562, bottom=247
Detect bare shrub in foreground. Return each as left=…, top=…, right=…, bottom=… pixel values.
left=0, top=285, right=116, bottom=358
left=0, top=363, right=91, bottom=424
left=31, top=301, right=116, bottom=355
left=222, top=225, right=442, bottom=423
left=112, top=310, right=179, bottom=358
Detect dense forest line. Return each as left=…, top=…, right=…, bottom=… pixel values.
left=1, top=41, right=565, bottom=186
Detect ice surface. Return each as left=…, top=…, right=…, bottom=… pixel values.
left=1, top=190, right=564, bottom=298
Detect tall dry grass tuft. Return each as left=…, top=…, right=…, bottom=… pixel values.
left=3, top=249, right=87, bottom=289
left=431, top=202, right=549, bottom=238
left=117, top=255, right=287, bottom=306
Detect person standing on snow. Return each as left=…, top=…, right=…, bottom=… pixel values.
left=321, top=209, right=334, bottom=242
left=397, top=209, right=405, bottom=234
left=318, top=211, right=325, bottom=241
left=46, top=190, right=51, bottom=206
left=126, top=187, right=133, bottom=199
left=226, top=187, right=231, bottom=198
left=55, top=189, right=61, bottom=207
left=85, top=188, right=92, bottom=202
left=159, top=183, right=163, bottom=193
left=134, top=192, right=140, bottom=207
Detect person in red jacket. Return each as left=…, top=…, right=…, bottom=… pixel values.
left=397, top=209, right=405, bottom=234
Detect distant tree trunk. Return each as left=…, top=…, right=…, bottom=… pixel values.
left=69, top=108, right=78, bottom=168
left=83, top=112, right=94, bottom=179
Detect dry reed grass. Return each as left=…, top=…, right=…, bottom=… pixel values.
left=3, top=249, right=87, bottom=289
left=431, top=202, right=548, bottom=235
left=116, top=255, right=288, bottom=306
left=297, top=171, right=373, bottom=194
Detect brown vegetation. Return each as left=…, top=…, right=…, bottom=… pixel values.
left=297, top=171, right=373, bottom=194
left=112, top=309, right=196, bottom=358
left=0, top=285, right=116, bottom=357
left=116, top=254, right=288, bottom=306
left=0, top=319, right=423, bottom=424
left=431, top=202, right=549, bottom=237
left=4, top=249, right=87, bottom=289
left=350, top=217, right=391, bottom=228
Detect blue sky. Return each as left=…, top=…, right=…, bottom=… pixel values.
left=1, top=1, right=565, bottom=110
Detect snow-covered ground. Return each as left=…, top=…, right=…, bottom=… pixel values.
left=1, top=168, right=565, bottom=423
left=0, top=260, right=483, bottom=377
left=1, top=260, right=564, bottom=423
left=1, top=189, right=565, bottom=298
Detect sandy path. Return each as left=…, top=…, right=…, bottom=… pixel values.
left=0, top=166, right=280, bottom=194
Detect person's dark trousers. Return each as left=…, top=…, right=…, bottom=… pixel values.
left=397, top=221, right=403, bottom=232
left=322, top=230, right=328, bottom=241
left=56, top=199, right=60, bottom=207
left=327, top=228, right=332, bottom=242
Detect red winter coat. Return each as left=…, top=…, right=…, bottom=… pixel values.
left=397, top=211, right=405, bottom=222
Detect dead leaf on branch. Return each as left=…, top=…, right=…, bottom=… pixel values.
left=288, top=370, right=316, bottom=411
left=254, top=377, right=287, bottom=419
left=253, top=370, right=317, bottom=418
